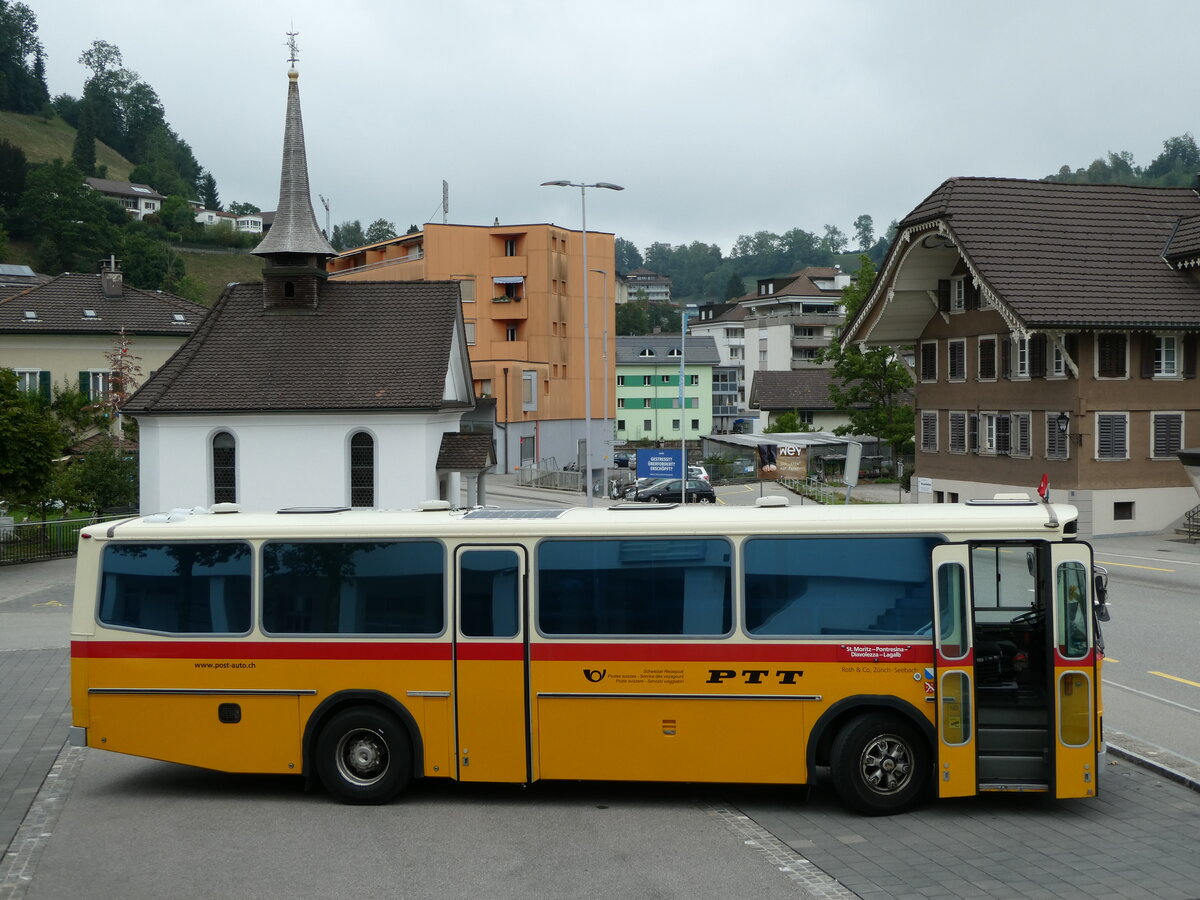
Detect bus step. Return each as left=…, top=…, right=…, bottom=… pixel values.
left=977, top=705, right=1046, bottom=727
left=977, top=753, right=1048, bottom=783
left=977, top=726, right=1048, bottom=754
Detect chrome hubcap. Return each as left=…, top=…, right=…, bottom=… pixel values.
left=860, top=734, right=913, bottom=795
left=336, top=728, right=390, bottom=786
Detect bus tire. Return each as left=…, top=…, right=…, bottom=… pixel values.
left=830, top=712, right=929, bottom=815
left=316, top=706, right=412, bottom=805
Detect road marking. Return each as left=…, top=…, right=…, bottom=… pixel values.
left=1104, top=679, right=1200, bottom=716
left=32, top=600, right=64, bottom=608
left=1149, top=670, right=1200, bottom=689
left=1094, top=559, right=1174, bottom=572
left=1097, top=550, right=1200, bottom=567
left=1105, top=657, right=1120, bottom=663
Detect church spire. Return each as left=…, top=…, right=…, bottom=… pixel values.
left=253, top=34, right=335, bottom=260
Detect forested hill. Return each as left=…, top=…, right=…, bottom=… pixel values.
left=1044, top=133, right=1199, bottom=187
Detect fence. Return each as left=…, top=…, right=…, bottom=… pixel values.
left=515, top=464, right=584, bottom=494
left=0, top=515, right=128, bottom=566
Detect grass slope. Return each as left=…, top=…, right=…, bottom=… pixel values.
left=0, top=110, right=133, bottom=180
left=176, top=249, right=265, bottom=305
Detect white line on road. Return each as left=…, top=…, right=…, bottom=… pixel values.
left=1104, top=679, right=1200, bottom=716
left=1096, top=551, right=1200, bottom=567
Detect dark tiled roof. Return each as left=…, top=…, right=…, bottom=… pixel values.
left=0, top=273, right=205, bottom=335
left=899, top=177, right=1200, bottom=328
left=740, top=266, right=845, bottom=302
left=1164, top=215, right=1200, bottom=266
left=124, top=280, right=467, bottom=414
left=615, top=334, right=720, bottom=365
left=84, top=177, right=164, bottom=200
left=750, top=369, right=841, bottom=410
left=435, top=433, right=496, bottom=471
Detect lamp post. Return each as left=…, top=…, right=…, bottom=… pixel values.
left=679, top=305, right=692, bottom=502
left=591, top=268, right=610, bottom=465
left=541, top=180, right=624, bottom=506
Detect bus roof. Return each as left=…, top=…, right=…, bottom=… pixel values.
left=88, top=499, right=1079, bottom=543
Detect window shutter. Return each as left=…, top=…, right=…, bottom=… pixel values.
left=38, top=371, right=52, bottom=400
left=1000, top=339, right=1011, bottom=379
left=996, top=415, right=1011, bottom=455
left=921, top=343, right=937, bottom=381
left=1140, top=334, right=1156, bottom=378
left=969, top=413, right=979, bottom=453
left=1153, top=414, right=1182, bottom=457
left=1183, top=334, right=1198, bottom=379
left=964, top=278, right=980, bottom=310
left=78, top=371, right=90, bottom=399
left=979, top=340, right=995, bottom=379
left=1029, top=334, right=1047, bottom=378
left=937, top=279, right=951, bottom=312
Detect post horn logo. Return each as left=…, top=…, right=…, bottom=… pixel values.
left=583, top=669, right=607, bottom=683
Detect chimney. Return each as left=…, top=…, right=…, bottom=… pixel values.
left=100, top=255, right=123, bottom=299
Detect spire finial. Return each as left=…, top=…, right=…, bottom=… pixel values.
left=286, top=28, right=299, bottom=71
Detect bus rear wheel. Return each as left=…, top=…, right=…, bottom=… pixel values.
left=316, top=706, right=412, bottom=805
left=830, top=712, right=929, bottom=815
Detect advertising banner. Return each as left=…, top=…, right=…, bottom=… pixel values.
left=637, top=449, right=683, bottom=480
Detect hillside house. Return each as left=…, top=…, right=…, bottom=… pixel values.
left=84, top=177, right=163, bottom=220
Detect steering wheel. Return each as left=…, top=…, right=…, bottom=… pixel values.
left=1010, top=608, right=1042, bottom=627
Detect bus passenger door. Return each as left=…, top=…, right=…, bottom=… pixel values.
left=1049, top=543, right=1098, bottom=799
left=932, top=544, right=976, bottom=797
left=454, top=546, right=528, bottom=783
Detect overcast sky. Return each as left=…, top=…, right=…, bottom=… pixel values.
left=29, top=0, right=1200, bottom=257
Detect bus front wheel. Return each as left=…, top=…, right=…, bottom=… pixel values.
left=316, top=706, right=412, bottom=805
left=830, top=712, right=929, bottom=815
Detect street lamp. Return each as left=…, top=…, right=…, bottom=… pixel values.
left=541, top=180, right=624, bottom=506
left=591, top=268, right=610, bottom=465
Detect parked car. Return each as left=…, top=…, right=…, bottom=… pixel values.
left=613, top=451, right=632, bottom=468
left=688, top=465, right=710, bottom=482
left=631, top=478, right=716, bottom=504
left=622, top=476, right=663, bottom=499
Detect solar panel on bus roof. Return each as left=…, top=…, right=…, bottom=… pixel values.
left=462, top=509, right=567, bottom=519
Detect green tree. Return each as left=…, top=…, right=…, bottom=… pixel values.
left=764, top=411, right=812, bottom=433
left=17, top=159, right=122, bottom=273
left=0, top=221, right=7, bottom=259
left=227, top=200, right=260, bottom=216
left=331, top=219, right=366, bottom=251
left=852, top=215, right=874, bottom=252
left=0, top=137, right=27, bottom=209
left=822, top=256, right=913, bottom=459
left=71, top=99, right=97, bottom=175
left=615, top=300, right=649, bottom=335
left=121, top=233, right=185, bottom=291
left=57, top=440, right=137, bottom=515
left=365, top=218, right=397, bottom=243
left=722, top=271, right=745, bottom=301
left=0, top=368, right=68, bottom=506
left=197, top=173, right=219, bottom=210
left=0, top=1, right=50, bottom=113
left=820, top=224, right=848, bottom=255
left=159, top=194, right=195, bottom=233
left=615, top=236, right=643, bottom=272
left=1145, top=133, right=1200, bottom=184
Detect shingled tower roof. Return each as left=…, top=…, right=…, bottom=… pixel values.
left=251, top=65, right=335, bottom=259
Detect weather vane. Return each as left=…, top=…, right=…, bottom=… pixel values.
left=286, top=29, right=300, bottom=68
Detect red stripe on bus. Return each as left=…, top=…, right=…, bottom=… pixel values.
left=71, top=640, right=452, bottom=661
left=456, top=643, right=524, bottom=661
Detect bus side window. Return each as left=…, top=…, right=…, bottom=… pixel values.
left=1056, top=561, right=1089, bottom=659
left=936, top=562, right=968, bottom=659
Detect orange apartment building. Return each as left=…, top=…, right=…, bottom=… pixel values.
left=327, top=223, right=617, bottom=475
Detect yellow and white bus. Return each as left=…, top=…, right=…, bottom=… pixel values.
left=70, top=496, right=1109, bottom=815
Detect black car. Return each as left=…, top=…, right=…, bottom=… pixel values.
left=631, top=477, right=716, bottom=504
left=613, top=450, right=631, bottom=468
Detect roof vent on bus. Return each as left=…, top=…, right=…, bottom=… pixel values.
left=755, top=496, right=789, bottom=508
left=418, top=500, right=452, bottom=512
left=211, top=503, right=241, bottom=514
